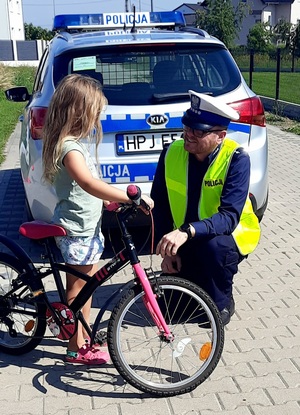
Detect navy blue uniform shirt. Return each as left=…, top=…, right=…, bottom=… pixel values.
left=150, top=141, right=251, bottom=244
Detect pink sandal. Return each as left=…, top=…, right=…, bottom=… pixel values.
left=66, top=345, right=110, bottom=365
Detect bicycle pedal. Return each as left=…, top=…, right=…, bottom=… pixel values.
left=94, top=330, right=107, bottom=346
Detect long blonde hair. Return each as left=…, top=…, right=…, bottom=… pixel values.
left=42, top=74, right=107, bottom=183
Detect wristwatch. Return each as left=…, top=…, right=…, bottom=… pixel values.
left=179, top=223, right=193, bottom=239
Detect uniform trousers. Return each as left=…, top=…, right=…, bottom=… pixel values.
left=177, top=234, right=245, bottom=311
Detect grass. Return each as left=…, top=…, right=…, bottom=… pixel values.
left=265, top=112, right=300, bottom=135
left=233, top=51, right=300, bottom=73
left=242, top=71, right=300, bottom=135
left=0, top=64, right=300, bottom=166
left=0, top=64, right=36, bottom=164
left=242, top=72, right=300, bottom=104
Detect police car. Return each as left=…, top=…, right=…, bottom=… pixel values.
left=6, top=11, right=268, bottom=223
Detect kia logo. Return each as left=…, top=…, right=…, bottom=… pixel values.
left=146, top=114, right=169, bottom=127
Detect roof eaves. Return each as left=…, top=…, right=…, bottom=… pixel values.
left=174, top=2, right=206, bottom=12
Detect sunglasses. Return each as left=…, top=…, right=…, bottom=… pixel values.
left=183, top=126, right=224, bottom=139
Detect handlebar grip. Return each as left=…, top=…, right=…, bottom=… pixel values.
left=106, top=185, right=150, bottom=212
left=127, top=185, right=150, bottom=211
left=127, top=185, right=141, bottom=204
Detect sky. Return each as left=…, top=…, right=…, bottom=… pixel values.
left=22, top=0, right=185, bottom=30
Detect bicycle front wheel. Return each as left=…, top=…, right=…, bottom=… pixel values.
left=0, top=254, right=46, bottom=355
left=107, top=275, right=224, bottom=397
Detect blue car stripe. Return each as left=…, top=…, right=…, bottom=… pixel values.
left=101, top=114, right=250, bottom=134
left=101, top=162, right=157, bottom=183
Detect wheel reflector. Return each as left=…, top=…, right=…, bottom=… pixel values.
left=199, top=342, right=212, bottom=361
left=25, top=320, right=35, bottom=332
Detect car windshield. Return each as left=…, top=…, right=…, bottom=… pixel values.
left=54, top=44, right=241, bottom=105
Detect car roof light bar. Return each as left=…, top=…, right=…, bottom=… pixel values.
left=53, top=11, right=186, bottom=31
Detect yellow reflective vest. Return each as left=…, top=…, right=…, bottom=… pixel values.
left=165, top=138, right=261, bottom=256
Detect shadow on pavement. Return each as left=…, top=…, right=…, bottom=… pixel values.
left=0, top=168, right=154, bottom=262
left=0, top=347, right=152, bottom=398
left=0, top=166, right=160, bottom=396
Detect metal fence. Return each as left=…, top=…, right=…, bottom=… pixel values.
left=0, top=39, right=47, bottom=65
left=231, top=48, right=300, bottom=74
left=231, top=48, right=300, bottom=101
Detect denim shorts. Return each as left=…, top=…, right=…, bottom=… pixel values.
left=55, top=234, right=105, bottom=265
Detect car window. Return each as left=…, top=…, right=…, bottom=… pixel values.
left=33, top=48, right=49, bottom=93
left=53, top=45, right=241, bottom=105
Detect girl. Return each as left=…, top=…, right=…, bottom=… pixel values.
left=42, top=74, right=153, bottom=364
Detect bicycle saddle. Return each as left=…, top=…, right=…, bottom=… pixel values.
left=19, top=221, right=67, bottom=239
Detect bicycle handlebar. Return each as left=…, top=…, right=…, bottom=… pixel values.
left=106, top=185, right=150, bottom=212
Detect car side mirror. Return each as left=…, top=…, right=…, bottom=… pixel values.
left=5, top=87, right=31, bottom=102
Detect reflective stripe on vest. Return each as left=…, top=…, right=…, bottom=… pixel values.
left=165, top=138, right=261, bottom=255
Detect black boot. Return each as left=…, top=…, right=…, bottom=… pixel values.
left=220, top=297, right=235, bottom=326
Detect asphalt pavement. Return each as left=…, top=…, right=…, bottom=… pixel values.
left=0, top=122, right=299, bottom=415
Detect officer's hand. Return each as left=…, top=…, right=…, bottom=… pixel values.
left=156, top=229, right=188, bottom=258
left=161, top=255, right=182, bottom=274
left=139, top=194, right=154, bottom=215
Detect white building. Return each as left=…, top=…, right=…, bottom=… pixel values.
left=231, top=0, right=300, bottom=45
left=0, top=0, right=25, bottom=40
left=174, top=3, right=204, bottom=26
left=174, top=2, right=300, bottom=45
left=291, top=0, right=300, bottom=24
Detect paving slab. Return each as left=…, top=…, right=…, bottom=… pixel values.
left=0, top=122, right=299, bottom=414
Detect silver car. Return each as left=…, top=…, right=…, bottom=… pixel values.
left=6, top=11, right=268, bottom=222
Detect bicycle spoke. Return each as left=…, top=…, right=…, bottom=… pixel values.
left=108, top=276, right=224, bottom=396
left=0, top=255, right=46, bottom=354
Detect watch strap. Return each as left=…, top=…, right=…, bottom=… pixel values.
left=179, top=223, right=193, bottom=239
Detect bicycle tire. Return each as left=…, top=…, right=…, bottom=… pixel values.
left=0, top=253, right=47, bottom=355
left=107, top=275, right=224, bottom=397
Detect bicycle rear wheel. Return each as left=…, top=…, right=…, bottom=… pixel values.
left=107, top=275, right=224, bottom=397
left=0, top=254, right=46, bottom=355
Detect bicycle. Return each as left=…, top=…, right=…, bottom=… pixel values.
left=0, top=185, right=224, bottom=397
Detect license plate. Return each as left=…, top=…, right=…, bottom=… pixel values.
left=116, top=131, right=182, bottom=154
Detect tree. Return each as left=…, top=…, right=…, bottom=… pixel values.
left=290, top=21, right=300, bottom=71
left=195, top=0, right=249, bottom=48
left=247, top=22, right=272, bottom=52
left=273, top=19, right=293, bottom=49
left=24, top=23, right=55, bottom=41
left=291, top=21, right=300, bottom=56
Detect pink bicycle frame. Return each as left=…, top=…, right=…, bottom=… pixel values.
left=132, top=263, right=174, bottom=341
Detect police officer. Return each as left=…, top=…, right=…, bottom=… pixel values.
left=151, top=91, right=261, bottom=325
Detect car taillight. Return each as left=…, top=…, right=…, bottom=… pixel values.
left=228, top=96, right=266, bottom=127
left=30, top=107, right=47, bottom=140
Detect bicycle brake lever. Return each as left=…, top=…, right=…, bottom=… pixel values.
left=140, top=198, right=151, bottom=211
left=106, top=202, right=122, bottom=212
